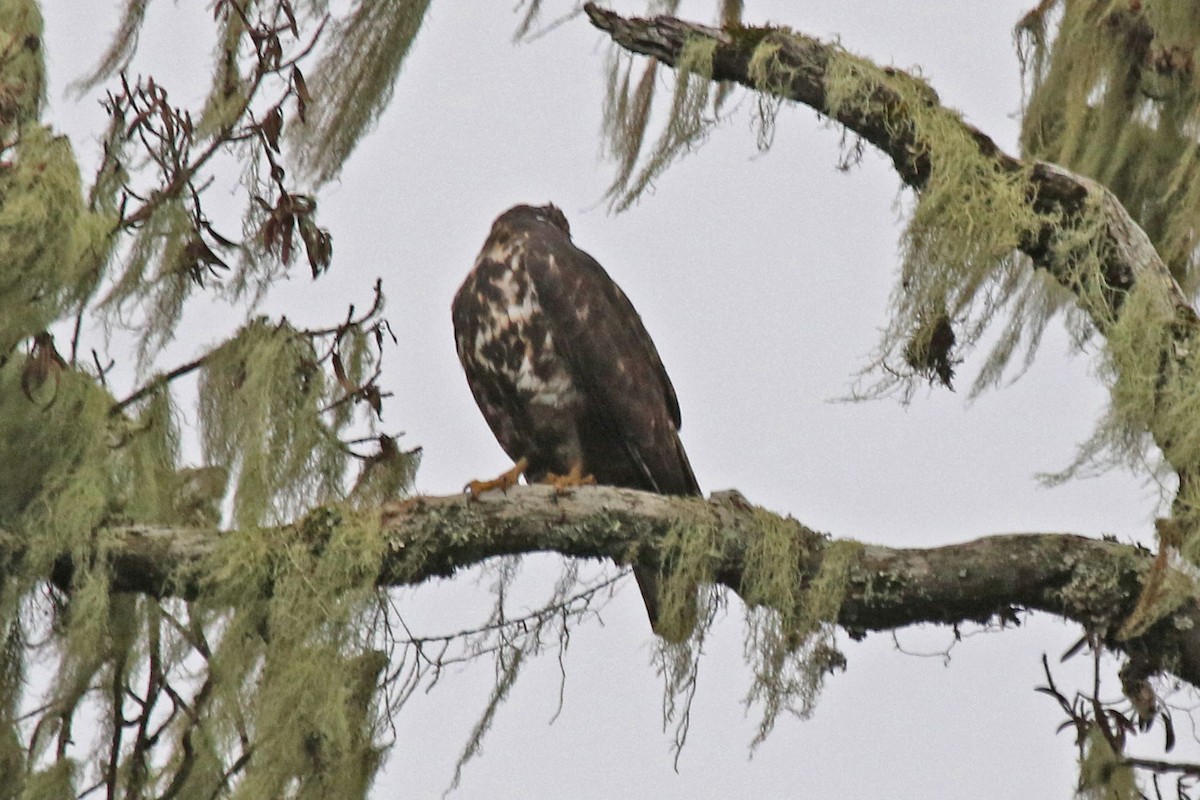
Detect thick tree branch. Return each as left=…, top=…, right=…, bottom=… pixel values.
left=582, top=3, right=1193, bottom=322
left=28, top=485, right=1200, bottom=690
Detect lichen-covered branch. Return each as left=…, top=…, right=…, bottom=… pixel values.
left=583, top=3, right=1192, bottom=323
left=26, top=485, right=1200, bottom=690
left=585, top=3, right=1200, bottom=526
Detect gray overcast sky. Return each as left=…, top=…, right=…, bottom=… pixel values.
left=41, top=1, right=1181, bottom=798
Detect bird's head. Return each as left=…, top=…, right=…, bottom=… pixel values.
left=494, top=203, right=571, bottom=237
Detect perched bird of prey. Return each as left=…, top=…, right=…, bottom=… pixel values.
left=452, top=203, right=700, bottom=638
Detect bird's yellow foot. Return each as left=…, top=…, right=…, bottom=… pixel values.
left=465, top=457, right=528, bottom=498
left=543, top=463, right=596, bottom=495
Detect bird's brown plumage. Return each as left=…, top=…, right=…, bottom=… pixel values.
left=453, top=203, right=699, bottom=635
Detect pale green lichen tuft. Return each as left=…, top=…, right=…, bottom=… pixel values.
left=655, top=515, right=723, bottom=643
left=0, top=362, right=115, bottom=569
left=111, top=386, right=183, bottom=524
left=198, top=318, right=347, bottom=528
left=288, top=0, right=433, bottom=185
left=213, top=513, right=387, bottom=798
left=99, top=196, right=199, bottom=369
left=822, top=51, right=1059, bottom=399
left=1010, top=0, right=1200, bottom=552
left=745, top=35, right=798, bottom=151
left=0, top=0, right=45, bottom=131
left=1077, top=728, right=1138, bottom=800
left=604, top=36, right=719, bottom=210
left=448, top=648, right=525, bottom=793
left=0, top=7, right=116, bottom=359
left=741, top=516, right=858, bottom=744
left=1019, top=0, right=1200, bottom=294
left=19, top=759, right=76, bottom=800
left=602, top=54, right=660, bottom=209
left=68, top=0, right=149, bottom=94
left=196, top=6, right=251, bottom=137
left=651, top=515, right=724, bottom=755
left=0, top=127, right=110, bottom=357
left=651, top=505, right=859, bottom=749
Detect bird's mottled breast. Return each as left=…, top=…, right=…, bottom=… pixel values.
left=453, top=236, right=580, bottom=407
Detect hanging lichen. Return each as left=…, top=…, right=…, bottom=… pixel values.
left=99, top=196, right=198, bottom=366
left=650, top=504, right=860, bottom=749
left=740, top=512, right=857, bottom=744
left=0, top=0, right=45, bottom=132
left=3, top=499, right=395, bottom=800
left=1018, top=0, right=1200, bottom=294
left=197, top=2, right=252, bottom=137
left=604, top=35, right=719, bottom=210
left=111, top=385, right=184, bottom=524
left=745, top=31, right=799, bottom=152
left=652, top=514, right=724, bottom=758
left=19, top=760, right=75, bottom=799
left=0, top=127, right=110, bottom=358
left=195, top=508, right=389, bottom=799
left=0, top=3, right=467, bottom=798
left=1012, top=0, right=1200, bottom=541
left=805, top=45, right=1059, bottom=398
left=1077, top=727, right=1138, bottom=800
left=602, top=53, right=660, bottom=207
left=0, top=2, right=114, bottom=359
left=67, top=0, right=150, bottom=94
left=288, top=0, right=433, bottom=185
left=654, top=514, right=722, bottom=643
left=0, top=360, right=114, bottom=567
left=198, top=318, right=347, bottom=528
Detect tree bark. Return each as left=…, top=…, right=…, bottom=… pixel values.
left=29, top=485, right=1200, bottom=690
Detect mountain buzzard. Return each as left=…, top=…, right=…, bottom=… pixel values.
left=453, top=203, right=700, bottom=638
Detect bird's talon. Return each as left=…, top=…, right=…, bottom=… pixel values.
left=545, top=465, right=596, bottom=495
left=464, top=458, right=528, bottom=499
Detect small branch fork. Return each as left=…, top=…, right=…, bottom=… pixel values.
left=33, top=601, right=225, bottom=800
left=64, top=0, right=340, bottom=373
left=93, top=2, right=331, bottom=278
left=1038, top=651, right=1200, bottom=794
